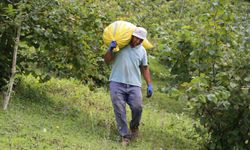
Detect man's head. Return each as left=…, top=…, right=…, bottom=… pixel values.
left=130, top=27, right=147, bottom=48
left=132, top=27, right=147, bottom=40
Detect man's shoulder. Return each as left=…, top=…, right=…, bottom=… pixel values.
left=141, top=45, right=146, bottom=51
left=139, top=45, right=147, bottom=54
left=121, top=44, right=146, bottom=55
left=134, top=45, right=146, bottom=53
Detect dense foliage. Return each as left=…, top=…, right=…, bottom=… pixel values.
left=0, top=0, right=249, bottom=149
left=150, top=0, right=250, bottom=149
left=159, top=1, right=250, bottom=149
left=0, top=0, right=113, bottom=88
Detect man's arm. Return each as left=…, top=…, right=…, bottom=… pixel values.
left=141, top=65, right=153, bottom=98
left=104, top=50, right=114, bottom=64
left=140, top=65, right=152, bottom=85
left=104, top=41, right=116, bottom=64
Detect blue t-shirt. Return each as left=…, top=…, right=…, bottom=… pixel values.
left=109, top=44, right=148, bottom=87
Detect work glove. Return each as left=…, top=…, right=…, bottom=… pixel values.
left=147, top=84, right=153, bottom=98
left=108, top=41, right=117, bottom=52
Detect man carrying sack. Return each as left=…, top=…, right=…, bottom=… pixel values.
left=104, top=27, right=153, bottom=146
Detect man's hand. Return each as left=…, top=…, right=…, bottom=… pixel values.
left=108, top=41, right=117, bottom=52
left=104, top=41, right=116, bottom=64
left=147, top=84, right=153, bottom=98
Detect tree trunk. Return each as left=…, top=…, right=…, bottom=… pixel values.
left=3, top=25, right=21, bottom=110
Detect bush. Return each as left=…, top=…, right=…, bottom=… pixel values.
left=181, top=72, right=250, bottom=149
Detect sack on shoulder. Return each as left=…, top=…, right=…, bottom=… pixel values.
left=103, top=21, right=153, bottom=52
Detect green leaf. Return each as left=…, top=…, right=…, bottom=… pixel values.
left=207, top=94, right=217, bottom=103
left=208, top=49, right=216, bottom=55
left=181, top=26, right=192, bottom=30
left=244, top=76, right=250, bottom=82
left=229, top=82, right=238, bottom=88
left=198, top=94, right=206, bottom=103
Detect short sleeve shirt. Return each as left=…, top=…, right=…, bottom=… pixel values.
left=109, top=44, right=148, bottom=87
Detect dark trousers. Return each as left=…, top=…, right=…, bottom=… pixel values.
left=109, top=81, right=143, bottom=137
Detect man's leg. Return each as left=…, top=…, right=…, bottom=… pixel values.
left=127, top=86, right=142, bottom=136
left=109, top=82, right=130, bottom=138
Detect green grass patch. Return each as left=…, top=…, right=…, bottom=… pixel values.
left=0, top=74, right=206, bottom=149
left=149, top=56, right=171, bottom=81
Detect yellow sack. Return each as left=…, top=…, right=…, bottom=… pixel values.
left=103, top=21, right=153, bottom=52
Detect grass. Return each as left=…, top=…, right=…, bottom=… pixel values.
left=0, top=74, right=205, bottom=149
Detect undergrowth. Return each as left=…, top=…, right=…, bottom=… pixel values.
left=0, top=74, right=206, bottom=149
